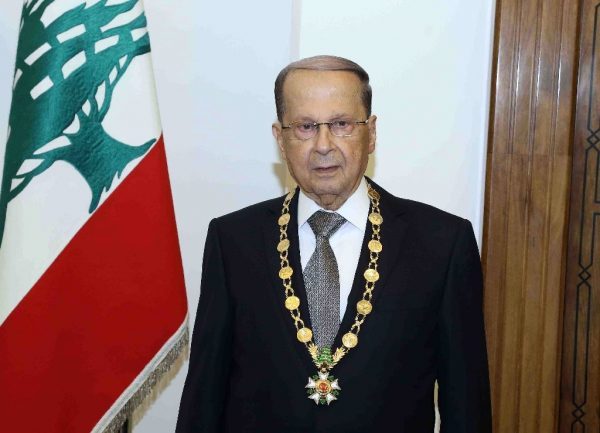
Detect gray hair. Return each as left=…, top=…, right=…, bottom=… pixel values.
left=274, top=55, right=372, bottom=122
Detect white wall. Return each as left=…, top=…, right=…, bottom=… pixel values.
left=0, top=0, right=494, bottom=432
left=298, top=0, right=495, bottom=238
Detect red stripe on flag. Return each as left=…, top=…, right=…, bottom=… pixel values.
left=0, top=136, right=188, bottom=432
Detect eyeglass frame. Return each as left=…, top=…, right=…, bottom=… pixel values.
left=280, top=118, right=370, bottom=140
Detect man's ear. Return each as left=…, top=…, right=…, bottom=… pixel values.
left=272, top=122, right=287, bottom=160
left=367, top=115, right=377, bottom=154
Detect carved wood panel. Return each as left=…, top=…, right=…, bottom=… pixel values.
left=560, top=1, right=600, bottom=431
left=482, top=0, right=579, bottom=431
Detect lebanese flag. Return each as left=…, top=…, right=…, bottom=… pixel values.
left=0, top=1, right=188, bottom=432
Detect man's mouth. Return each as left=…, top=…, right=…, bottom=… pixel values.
left=313, top=165, right=339, bottom=174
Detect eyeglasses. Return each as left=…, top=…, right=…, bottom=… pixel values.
left=281, top=118, right=369, bottom=141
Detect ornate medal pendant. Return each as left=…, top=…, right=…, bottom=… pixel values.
left=306, top=371, right=341, bottom=405
left=304, top=346, right=345, bottom=405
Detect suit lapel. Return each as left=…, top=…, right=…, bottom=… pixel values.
left=332, top=220, right=372, bottom=349
left=332, top=180, right=408, bottom=349
left=262, top=190, right=315, bottom=372
left=285, top=193, right=314, bottom=331
left=368, top=183, right=409, bottom=307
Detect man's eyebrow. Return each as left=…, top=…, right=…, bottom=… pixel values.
left=289, top=113, right=353, bottom=123
left=328, top=113, right=353, bottom=120
left=287, top=116, right=316, bottom=123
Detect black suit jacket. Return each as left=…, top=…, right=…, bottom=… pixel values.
left=176, top=181, right=491, bottom=433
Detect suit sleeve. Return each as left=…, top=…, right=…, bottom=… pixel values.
left=437, top=219, right=492, bottom=432
left=176, top=219, right=233, bottom=433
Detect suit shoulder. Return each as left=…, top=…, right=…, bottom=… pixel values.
left=396, top=196, right=466, bottom=226
left=384, top=193, right=473, bottom=248
left=370, top=179, right=468, bottom=229
left=398, top=198, right=465, bottom=224
left=386, top=194, right=476, bottom=257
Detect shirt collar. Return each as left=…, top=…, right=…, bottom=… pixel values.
left=297, top=177, right=370, bottom=231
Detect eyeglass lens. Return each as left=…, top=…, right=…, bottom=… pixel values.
left=293, top=120, right=357, bottom=140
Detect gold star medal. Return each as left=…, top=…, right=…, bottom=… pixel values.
left=306, top=371, right=341, bottom=405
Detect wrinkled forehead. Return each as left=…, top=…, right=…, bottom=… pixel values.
left=282, top=70, right=364, bottom=118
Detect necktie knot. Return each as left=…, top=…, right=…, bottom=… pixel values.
left=307, top=210, right=346, bottom=240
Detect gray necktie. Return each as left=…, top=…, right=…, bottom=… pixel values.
left=303, top=210, right=346, bottom=349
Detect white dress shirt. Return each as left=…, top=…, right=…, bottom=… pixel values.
left=297, top=178, right=370, bottom=321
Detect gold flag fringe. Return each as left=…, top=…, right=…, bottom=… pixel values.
left=99, top=324, right=189, bottom=433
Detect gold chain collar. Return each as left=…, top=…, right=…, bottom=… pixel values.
left=276, top=183, right=383, bottom=373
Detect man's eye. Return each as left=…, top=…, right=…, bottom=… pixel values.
left=298, top=123, right=314, bottom=131
left=333, top=120, right=349, bottom=128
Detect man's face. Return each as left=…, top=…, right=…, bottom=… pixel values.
left=272, top=70, right=377, bottom=210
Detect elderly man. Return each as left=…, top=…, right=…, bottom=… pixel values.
left=176, top=55, right=491, bottom=433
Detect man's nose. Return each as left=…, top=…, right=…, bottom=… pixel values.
left=313, top=124, right=334, bottom=154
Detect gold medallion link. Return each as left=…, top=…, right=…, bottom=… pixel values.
left=279, top=266, right=293, bottom=280
left=342, top=332, right=358, bottom=349
left=356, top=300, right=373, bottom=315
left=297, top=327, right=313, bottom=343
left=368, top=188, right=380, bottom=200
left=364, top=268, right=380, bottom=282
left=368, top=240, right=383, bottom=253
left=277, top=239, right=290, bottom=252
left=278, top=213, right=291, bottom=226
left=285, top=295, right=300, bottom=310
left=368, top=212, right=383, bottom=225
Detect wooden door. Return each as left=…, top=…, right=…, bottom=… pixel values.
left=482, top=0, right=579, bottom=431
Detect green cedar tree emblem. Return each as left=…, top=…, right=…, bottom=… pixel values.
left=0, top=0, right=155, bottom=247
left=316, top=347, right=333, bottom=364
